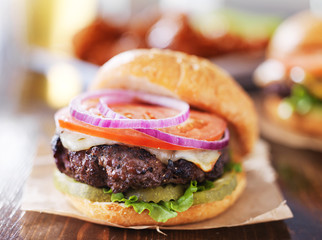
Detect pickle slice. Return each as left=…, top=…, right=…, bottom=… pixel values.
left=193, top=172, right=237, bottom=205
left=54, top=170, right=237, bottom=205
left=53, top=170, right=185, bottom=203
left=125, top=184, right=185, bottom=203
left=54, top=170, right=112, bottom=202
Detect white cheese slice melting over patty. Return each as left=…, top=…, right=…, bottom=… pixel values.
left=59, top=129, right=221, bottom=172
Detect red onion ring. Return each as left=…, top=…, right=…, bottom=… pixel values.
left=98, top=98, right=229, bottom=150
left=70, top=89, right=190, bottom=129
left=138, top=128, right=229, bottom=150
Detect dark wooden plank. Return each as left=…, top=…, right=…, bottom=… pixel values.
left=0, top=117, right=37, bottom=240
left=18, top=212, right=293, bottom=240
left=269, top=141, right=322, bottom=240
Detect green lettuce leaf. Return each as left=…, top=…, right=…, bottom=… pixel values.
left=283, top=84, right=322, bottom=115
left=197, top=180, right=214, bottom=192
left=167, top=180, right=197, bottom=212
left=224, top=162, right=242, bottom=173
left=110, top=180, right=199, bottom=223
left=132, top=202, right=178, bottom=222
left=103, top=188, right=112, bottom=194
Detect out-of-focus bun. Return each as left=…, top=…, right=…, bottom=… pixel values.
left=268, top=11, right=322, bottom=59
left=255, top=11, right=322, bottom=140
left=267, top=11, right=322, bottom=76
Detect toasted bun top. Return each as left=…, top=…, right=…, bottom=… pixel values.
left=268, top=11, right=322, bottom=58
left=267, top=11, right=322, bottom=75
left=90, top=49, right=257, bottom=157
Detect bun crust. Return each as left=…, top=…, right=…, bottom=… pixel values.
left=264, top=95, right=322, bottom=138
left=267, top=11, right=322, bottom=76
left=268, top=11, right=322, bottom=59
left=90, top=49, right=258, bottom=157
left=64, top=171, right=246, bottom=226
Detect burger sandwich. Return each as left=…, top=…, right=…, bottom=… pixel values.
left=52, top=49, right=257, bottom=226
left=254, top=11, right=322, bottom=139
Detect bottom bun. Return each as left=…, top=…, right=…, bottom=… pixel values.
left=263, top=95, right=322, bottom=138
left=64, top=172, right=246, bottom=226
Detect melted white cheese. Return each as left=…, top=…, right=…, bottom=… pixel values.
left=147, top=148, right=220, bottom=172
left=59, top=129, right=220, bottom=172
left=60, top=130, right=118, bottom=151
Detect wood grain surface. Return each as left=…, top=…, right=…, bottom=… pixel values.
left=1, top=91, right=321, bottom=239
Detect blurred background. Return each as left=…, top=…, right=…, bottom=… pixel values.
left=0, top=0, right=311, bottom=117
left=1, top=1, right=322, bottom=238
left=0, top=0, right=315, bottom=158
left=0, top=0, right=319, bottom=162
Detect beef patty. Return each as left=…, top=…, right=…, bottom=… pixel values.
left=52, top=134, right=229, bottom=193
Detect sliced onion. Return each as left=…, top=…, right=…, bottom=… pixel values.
left=97, top=98, right=229, bottom=150
left=138, top=128, right=229, bottom=150
left=69, top=89, right=190, bottom=129
left=69, top=89, right=229, bottom=150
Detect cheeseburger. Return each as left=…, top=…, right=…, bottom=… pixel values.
left=52, top=49, right=257, bottom=226
left=254, top=11, right=322, bottom=138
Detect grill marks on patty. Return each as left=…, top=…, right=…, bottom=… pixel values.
left=52, top=134, right=228, bottom=193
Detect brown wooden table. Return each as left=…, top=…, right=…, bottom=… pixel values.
left=0, top=83, right=321, bottom=239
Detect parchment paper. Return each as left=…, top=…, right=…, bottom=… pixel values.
left=21, top=140, right=293, bottom=230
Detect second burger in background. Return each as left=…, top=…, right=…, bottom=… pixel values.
left=254, top=10, right=322, bottom=139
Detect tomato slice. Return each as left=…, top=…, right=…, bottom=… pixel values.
left=56, top=103, right=227, bottom=150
